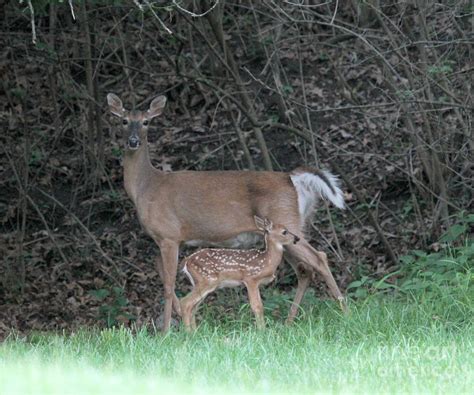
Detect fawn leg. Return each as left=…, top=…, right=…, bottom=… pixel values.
left=180, top=285, right=215, bottom=332
left=286, top=238, right=347, bottom=312
left=284, top=252, right=312, bottom=324
left=191, top=310, right=197, bottom=331
left=180, top=292, right=197, bottom=331
left=245, top=281, right=265, bottom=329
left=190, top=295, right=208, bottom=331
left=155, top=256, right=181, bottom=316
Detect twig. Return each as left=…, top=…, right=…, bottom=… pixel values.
left=24, top=0, right=37, bottom=44
left=330, top=0, right=338, bottom=25
left=310, top=222, right=343, bottom=261
left=132, top=0, right=144, bottom=11
left=204, top=6, right=273, bottom=170
left=35, top=187, right=124, bottom=283
left=226, top=104, right=256, bottom=170
left=172, top=0, right=219, bottom=17
left=4, top=148, right=70, bottom=269
left=68, top=0, right=76, bottom=20
left=142, top=0, right=172, bottom=34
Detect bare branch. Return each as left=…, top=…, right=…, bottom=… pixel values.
left=68, top=0, right=76, bottom=20
left=142, top=0, right=173, bottom=34
left=172, top=0, right=219, bottom=17
left=22, top=0, right=37, bottom=44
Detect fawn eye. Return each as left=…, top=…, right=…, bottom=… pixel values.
left=143, top=120, right=149, bottom=126
left=122, top=119, right=128, bottom=125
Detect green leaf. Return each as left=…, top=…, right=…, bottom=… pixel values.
left=112, top=147, right=122, bottom=157
left=400, top=254, right=415, bottom=265
left=413, top=250, right=427, bottom=258
left=373, top=282, right=397, bottom=290
left=347, top=280, right=363, bottom=289
left=89, top=289, right=109, bottom=300
left=282, top=85, right=294, bottom=95
left=439, top=224, right=467, bottom=243
left=354, top=288, right=368, bottom=298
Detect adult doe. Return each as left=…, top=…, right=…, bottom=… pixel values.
left=107, top=93, right=346, bottom=332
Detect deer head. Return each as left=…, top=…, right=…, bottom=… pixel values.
left=254, top=216, right=300, bottom=245
left=107, top=93, right=167, bottom=151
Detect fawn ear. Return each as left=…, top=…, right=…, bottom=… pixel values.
left=254, top=215, right=266, bottom=231
left=148, top=95, right=167, bottom=119
left=263, top=218, right=273, bottom=231
left=107, top=93, right=125, bottom=117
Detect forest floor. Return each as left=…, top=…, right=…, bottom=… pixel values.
left=1, top=295, right=473, bottom=395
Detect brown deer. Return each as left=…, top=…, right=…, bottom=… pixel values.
left=107, top=93, right=346, bottom=332
left=180, top=216, right=300, bottom=330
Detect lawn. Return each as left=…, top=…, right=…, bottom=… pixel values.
left=1, top=294, right=472, bottom=395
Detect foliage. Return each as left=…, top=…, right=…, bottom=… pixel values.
left=89, top=287, right=135, bottom=328
left=347, top=212, right=473, bottom=307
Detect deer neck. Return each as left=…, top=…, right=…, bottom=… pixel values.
left=123, top=144, right=155, bottom=204
left=263, top=234, right=284, bottom=270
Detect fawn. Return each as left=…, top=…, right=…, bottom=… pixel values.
left=180, top=216, right=300, bottom=330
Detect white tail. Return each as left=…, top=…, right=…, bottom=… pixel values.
left=107, top=93, right=347, bottom=332
left=180, top=217, right=300, bottom=330
left=290, top=168, right=345, bottom=222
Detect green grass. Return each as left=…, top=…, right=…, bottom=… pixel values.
left=1, top=295, right=473, bottom=395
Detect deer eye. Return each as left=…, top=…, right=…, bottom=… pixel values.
left=122, top=119, right=128, bottom=125
left=143, top=120, right=149, bottom=126
left=282, top=230, right=288, bottom=235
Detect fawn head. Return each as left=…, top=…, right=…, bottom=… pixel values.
left=254, top=216, right=300, bottom=245
left=107, top=93, right=167, bottom=150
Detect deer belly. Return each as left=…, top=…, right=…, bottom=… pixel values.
left=185, top=232, right=263, bottom=249
left=218, top=279, right=243, bottom=289
left=260, top=275, right=276, bottom=286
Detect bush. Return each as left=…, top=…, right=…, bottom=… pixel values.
left=347, top=213, right=473, bottom=305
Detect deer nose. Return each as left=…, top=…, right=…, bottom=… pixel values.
left=128, top=136, right=140, bottom=149
left=293, top=236, right=300, bottom=244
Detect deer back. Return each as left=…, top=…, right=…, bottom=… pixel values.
left=136, top=170, right=301, bottom=243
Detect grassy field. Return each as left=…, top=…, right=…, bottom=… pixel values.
left=1, top=293, right=473, bottom=395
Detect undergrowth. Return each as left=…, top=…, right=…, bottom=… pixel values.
left=347, top=213, right=473, bottom=306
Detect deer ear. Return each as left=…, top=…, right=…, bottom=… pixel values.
left=107, top=93, right=125, bottom=117
left=254, top=215, right=265, bottom=231
left=264, top=218, right=273, bottom=231
left=148, top=95, right=167, bottom=119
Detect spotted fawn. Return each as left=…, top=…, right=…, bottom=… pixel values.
left=180, top=216, right=300, bottom=330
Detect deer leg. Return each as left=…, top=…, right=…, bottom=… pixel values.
left=286, top=239, right=347, bottom=312
left=189, top=292, right=209, bottom=331
left=180, top=284, right=215, bottom=332
left=191, top=308, right=197, bottom=331
left=180, top=291, right=198, bottom=331
left=155, top=256, right=181, bottom=317
left=284, top=253, right=312, bottom=324
left=159, top=239, right=180, bottom=332
left=245, top=281, right=265, bottom=329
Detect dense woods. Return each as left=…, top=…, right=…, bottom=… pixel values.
left=0, top=0, right=472, bottom=335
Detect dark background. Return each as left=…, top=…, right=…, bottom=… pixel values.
left=0, top=0, right=472, bottom=335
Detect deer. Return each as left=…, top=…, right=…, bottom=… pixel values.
left=180, top=216, right=300, bottom=331
left=107, top=92, right=347, bottom=333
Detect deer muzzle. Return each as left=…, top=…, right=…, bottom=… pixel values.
left=128, top=136, right=140, bottom=150
left=287, top=230, right=300, bottom=244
